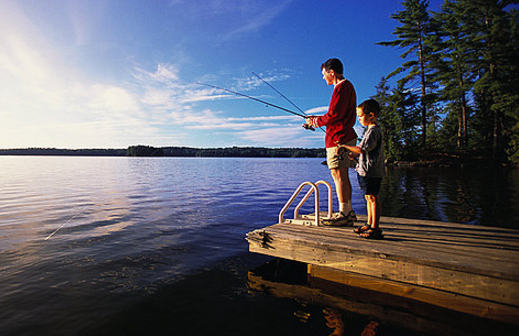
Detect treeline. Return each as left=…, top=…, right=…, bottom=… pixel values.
left=0, top=148, right=127, bottom=156
left=0, top=146, right=325, bottom=158
left=127, top=145, right=325, bottom=158
left=373, top=0, right=519, bottom=163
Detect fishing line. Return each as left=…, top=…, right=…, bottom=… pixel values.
left=251, top=72, right=329, bottom=135
left=251, top=72, right=308, bottom=116
left=196, top=82, right=311, bottom=121
left=44, top=204, right=88, bottom=241
left=197, top=79, right=343, bottom=145
left=251, top=73, right=349, bottom=159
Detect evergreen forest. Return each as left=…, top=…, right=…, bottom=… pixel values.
left=373, top=0, right=519, bottom=163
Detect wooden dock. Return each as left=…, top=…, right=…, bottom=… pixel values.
left=246, top=215, right=519, bottom=326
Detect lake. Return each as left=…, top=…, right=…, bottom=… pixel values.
left=1, top=156, right=518, bottom=335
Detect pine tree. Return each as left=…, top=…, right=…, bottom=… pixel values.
left=371, top=77, right=393, bottom=160
left=386, top=82, right=421, bottom=161
left=377, top=0, right=437, bottom=150
left=460, top=0, right=519, bottom=161
left=506, top=7, right=519, bottom=162
left=431, top=0, right=477, bottom=150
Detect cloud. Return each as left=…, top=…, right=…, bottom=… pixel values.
left=167, top=0, right=294, bottom=43
left=218, top=0, right=295, bottom=42
left=133, top=67, right=315, bottom=145
left=0, top=1, right=314, bottom=149
left=227, top=116, right=296, bottom=121
left=305, top=106, right=328, bottom=115
left=0, top=7, right=176, bottom=148
left=241, top=126, right=321, bottom=147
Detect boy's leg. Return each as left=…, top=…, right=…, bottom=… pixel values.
left=374, top=194, right=381, bottom=228
left=366, top=194, right=380, bottom=229
left=365, top=195, right=373, bottom=226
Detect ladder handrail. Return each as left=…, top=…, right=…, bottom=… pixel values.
left=278, top=180, right=333, bottom=226
left=294, top=180, right=333, bottom=220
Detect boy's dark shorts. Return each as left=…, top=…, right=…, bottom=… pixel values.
left=357, top=174, right=382, bottom=196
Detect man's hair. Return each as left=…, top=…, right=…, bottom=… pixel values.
left=321, top=58, right=343, bottom=74
left=358, top=99, right=381, bottom=117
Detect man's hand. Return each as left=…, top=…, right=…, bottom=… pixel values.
left=303, top=116, right=316, bottom=131
left=304, top=117, right=314, bottom=128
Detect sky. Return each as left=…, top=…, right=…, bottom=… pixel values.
left=0, top=0, right=445, bottom=149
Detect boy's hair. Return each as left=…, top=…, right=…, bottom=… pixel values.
left=358, top=99, right=381, bottom=117
left=321, top=58, right=343, bottom=74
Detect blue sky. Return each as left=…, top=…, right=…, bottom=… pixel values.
left=0, top=0, right=444, bottom=149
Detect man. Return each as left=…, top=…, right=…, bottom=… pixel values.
left=305, top=58, right=357, bottom=226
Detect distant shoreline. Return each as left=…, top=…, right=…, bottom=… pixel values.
left=0, top=146, right=326, bottom=158
left=2, top=147, right=516, bottom=168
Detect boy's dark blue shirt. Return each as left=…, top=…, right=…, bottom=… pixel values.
left=356, top=125, right=385, bottom=178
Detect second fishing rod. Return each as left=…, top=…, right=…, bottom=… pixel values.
left=197, top=81, right=316, bottom=131
left=198, top=74, right=341, bottom=146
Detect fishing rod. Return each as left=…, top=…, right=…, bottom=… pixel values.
left=252, top=72, right=308, bottom=116
left=252, top=73, right=348, bottom=149
left=196, top=82, right=315, bottom=131
left=251, top=72, right=327, bottom=135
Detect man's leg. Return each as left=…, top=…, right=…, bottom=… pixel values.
left=330, top=166, right=352, bottom=213
left=322, top=145, right=356, bottom=226
left=322, top=166, right=356, bottom=226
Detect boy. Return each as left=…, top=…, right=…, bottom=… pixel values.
left=337, top=99, right=385, bottom=239
left=305, top=58, right=358, bottom=226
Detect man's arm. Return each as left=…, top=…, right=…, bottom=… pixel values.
left=314, top=86, right=351, bottom=128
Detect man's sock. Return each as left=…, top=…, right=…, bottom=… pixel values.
left=339, top=202, right=346, bottom=214
left=346, top=200, right=353, bottom=213
left=340, top=201, right=353, bottom=214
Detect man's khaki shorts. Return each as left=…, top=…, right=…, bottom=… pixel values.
left=326, top=138, right=357, bottom=170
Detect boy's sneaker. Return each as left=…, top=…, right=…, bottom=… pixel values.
left=321, top=210, right=356, bottom=227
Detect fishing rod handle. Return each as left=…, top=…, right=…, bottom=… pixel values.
left=302, top=124, right=315, bottom=131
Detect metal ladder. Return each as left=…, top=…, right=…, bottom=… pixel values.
left=278, top=180, right=333, bottom=226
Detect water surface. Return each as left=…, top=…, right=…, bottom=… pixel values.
left=1, top=156, right=517, bottom=335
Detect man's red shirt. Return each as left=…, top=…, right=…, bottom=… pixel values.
left=313, top=79, right=357, bottom=148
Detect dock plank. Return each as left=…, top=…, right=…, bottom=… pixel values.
left=246, top=215, right=519, bottom=322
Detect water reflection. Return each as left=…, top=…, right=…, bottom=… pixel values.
left=1, top=157, right=519, bottom=335
left=323, top=308, right=346, bottom=336
left=248, top=259, right=517, bottom=336
left=379, top=166, right=519, bottom=228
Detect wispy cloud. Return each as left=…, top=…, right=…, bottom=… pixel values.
left=227, top=116, right=296, bottom=121
left=241, top=126, right=321, bottom=147
left=0, top=0, right=314, bottom=149
left=0, top=8, right=173, bottom=148
left=305, top=106, right=328, bottom=115
left=218, top=0, right=295, bottom=42
left=166, top=0, right=294, bottom=43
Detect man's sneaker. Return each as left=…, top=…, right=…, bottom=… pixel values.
left=346, top=210, right=357, bottom=222
left=321, top=211, right=355, bottom=227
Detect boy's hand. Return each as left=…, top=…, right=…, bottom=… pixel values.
left=335, top=146, right=345, bottom=156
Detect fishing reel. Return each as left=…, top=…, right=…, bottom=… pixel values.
left=302, top=123, right=315, bottom=131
